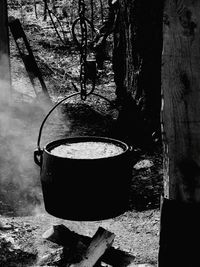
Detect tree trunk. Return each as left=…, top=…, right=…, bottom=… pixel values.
left=115, top=0, right=163, bottom=147
left=135, top=0, right=163, bottom=136
left=0, top=0, right=11, bottom=98
left=159, top=0, right=200, bottom=266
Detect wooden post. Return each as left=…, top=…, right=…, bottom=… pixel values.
left=0, top=0, right=11, bottom=97
left=159, top=0, right=200, bottom=266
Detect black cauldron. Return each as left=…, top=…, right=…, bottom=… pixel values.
left=34, top=93, right=137, bottom=221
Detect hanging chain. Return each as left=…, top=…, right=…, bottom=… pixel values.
left=79, top=0, right=88, bottom=100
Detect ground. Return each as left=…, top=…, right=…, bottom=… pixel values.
left=0, top=2, right=163, bottom=266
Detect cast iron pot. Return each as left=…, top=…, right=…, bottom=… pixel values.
left=34, top=93, right=137, bottom=221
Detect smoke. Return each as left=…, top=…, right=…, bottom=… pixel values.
left=0, top=68, right=62, bottom=216
left=0, top=46, right=73, bottom=216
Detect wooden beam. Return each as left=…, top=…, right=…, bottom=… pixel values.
left=162, top=0, right=200, bottom=202
left=0, top=0, right=11, bottom=95
left=159, top=0, right=200, bottom=266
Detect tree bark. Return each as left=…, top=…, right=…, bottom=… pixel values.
left=135, top=0, right=163, bottom=135
left=115, top=0, right=163, bottom=145
left=159, top=0, right=200, bottom=266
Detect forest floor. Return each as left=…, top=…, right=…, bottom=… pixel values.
left=0, top=2, right=163, bottom=266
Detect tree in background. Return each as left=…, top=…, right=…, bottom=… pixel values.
left=94, top=0, right=163, bottom=148
left=116, top=0, right=163, bottom=148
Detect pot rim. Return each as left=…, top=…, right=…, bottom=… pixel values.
left=43, top=135, right=131, bottom=161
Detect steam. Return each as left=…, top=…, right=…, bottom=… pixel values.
left=0, top=48, right=72, bottom=217
left=0, top=79, right=46, bottom=216
left=0, top=61, right=70, bottom=218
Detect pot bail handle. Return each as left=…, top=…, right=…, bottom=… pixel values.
left=34, top=91, right=119, bottom=167
left=36, top=91, right=118, bottom=152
